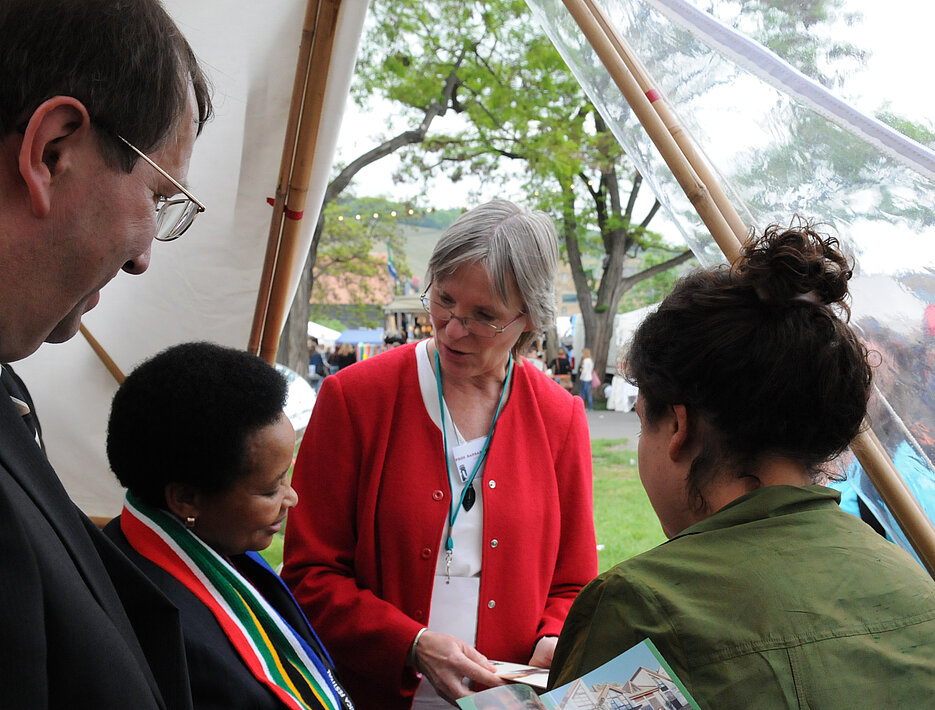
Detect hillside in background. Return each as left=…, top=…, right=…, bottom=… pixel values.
left=399, top=223, right=444, bottom=285
left=370, top=222, right=447, bottom=287
left=311, top=219, right=448, bottom=331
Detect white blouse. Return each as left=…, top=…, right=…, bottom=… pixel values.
left=412, top=339, right=485, bottom=708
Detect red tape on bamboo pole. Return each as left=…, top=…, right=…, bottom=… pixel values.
left=248, top=0, right=335, bottom=362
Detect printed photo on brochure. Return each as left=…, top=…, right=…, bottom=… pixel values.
left=458, top=638, right=700, bottom=710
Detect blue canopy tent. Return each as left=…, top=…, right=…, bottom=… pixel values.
left=336, top=328, right=385, bottom=345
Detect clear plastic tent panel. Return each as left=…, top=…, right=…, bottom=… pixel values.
left=527, top=0, right=935, bottom=561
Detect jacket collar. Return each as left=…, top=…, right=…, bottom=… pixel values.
left=668, top=485, right=842, bottom=541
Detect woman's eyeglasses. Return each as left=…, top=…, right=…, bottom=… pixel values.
left=420, top=282, right=524, bottom=338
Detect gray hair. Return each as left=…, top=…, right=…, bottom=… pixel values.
left=427, top=199, right=559, bottom=356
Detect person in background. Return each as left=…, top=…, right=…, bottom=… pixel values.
left=548, top=348, right=573, bottom=390
left=577, top=348, right=594, bottom=411
left=309, top=339, right=330, bottom=391
left=325, top=347, right=339, bottom=375
left=105, top=342, right=353, bottom=710
left=549, top=222, right=935, bottom=706
left=332, top=343, right=358, bottom=371
left=0, top=1, right=212, bottom=706
left=548, top=348, right=572, bottom=376
left=525, top=345, right=546, bottom=372
left=283, top=199, right=597, bottom=710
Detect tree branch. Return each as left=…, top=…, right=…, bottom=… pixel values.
left=639, top=199, right=661, bottom=229
left=619, top=249, right=694, bottom=290
left=324, top=49, right=468, bottom=203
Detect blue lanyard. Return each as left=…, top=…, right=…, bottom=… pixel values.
left=434, top=347, right=513, bottom=581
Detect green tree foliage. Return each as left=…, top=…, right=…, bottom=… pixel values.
left=375, top=0, right=693, bottom=377
left=280, top=0, right=696, bottom=379
left=312, top=198, right=412, bottom=306
left=400, top=207, right=462, bottom=230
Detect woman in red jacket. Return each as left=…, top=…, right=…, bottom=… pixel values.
left=283, top=199, right=597, bottom=710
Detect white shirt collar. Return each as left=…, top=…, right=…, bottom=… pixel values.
left=1, top=364, right=32, bottom=416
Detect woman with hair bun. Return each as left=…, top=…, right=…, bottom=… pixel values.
left=549, top=221, right=935, bottom=706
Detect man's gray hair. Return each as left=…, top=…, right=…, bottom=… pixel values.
left=427, top=199, right=559, bottom=355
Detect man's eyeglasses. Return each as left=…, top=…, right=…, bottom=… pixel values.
left=420, top=282, right=525, bottom=338
left=118, top=135, right=205, bottom=242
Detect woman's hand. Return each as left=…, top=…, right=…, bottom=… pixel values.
left=528, top=636, right=557, bottom=669
left=412, top=630, right=503, bottom=705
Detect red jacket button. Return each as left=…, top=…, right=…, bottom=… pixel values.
left=432, top=489, right=444, bottom=501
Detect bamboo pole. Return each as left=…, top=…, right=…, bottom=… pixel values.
left=248, top=0, right=319, bottom=357
left=851, top=428, right=935, bottom=578
left=563, top=0, right=935, bottom=577
left=249, top=0, right=343, bottom=365
left=79, top=324, right=125, bottom=384
left=561, top=0, right=741, bottom=262
left=581, top=0, right=748, bottom=244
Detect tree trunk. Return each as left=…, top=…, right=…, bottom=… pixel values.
left=586, top=248, right=694, bottom=385
left=277, top=208, right=327, bottom=376
left=277, top=249, right=313, bottom=377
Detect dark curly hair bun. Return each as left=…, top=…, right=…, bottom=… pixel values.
left=736, top=221, right=853, bottom=318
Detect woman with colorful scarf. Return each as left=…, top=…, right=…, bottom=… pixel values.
left=104, top=342, right=353, bottom=710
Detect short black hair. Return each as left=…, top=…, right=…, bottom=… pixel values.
left=626, top=220, right=872, bottom=507
left=107, top=342, right=288, bottom=508
left=0, top=0, right=213, bottom=171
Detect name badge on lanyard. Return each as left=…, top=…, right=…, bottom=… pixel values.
left=452, top=437, right=486, bottom=483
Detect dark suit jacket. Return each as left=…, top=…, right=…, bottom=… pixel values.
left=0, top=366, right=192, bottom=710
left=105, top=520, right=350, bottom=710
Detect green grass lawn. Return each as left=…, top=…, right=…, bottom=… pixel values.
left=261, top=439, right=664, bottom=574
left=590, top=440, right=665, bottom=572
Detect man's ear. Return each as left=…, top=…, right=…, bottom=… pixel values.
left=164, top=481, right=202, bottom=521
left=667, top=404, right=691, bottom=462
left=18, top=96, right=93, bottom=217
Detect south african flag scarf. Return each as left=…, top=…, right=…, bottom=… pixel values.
left=121, top=492, right=350, bottom=710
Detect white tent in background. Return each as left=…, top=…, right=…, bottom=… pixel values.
left=308, top=321, right=341, bottom=348
left=15, top=0, right=369, bottom=518
left=571, top=303, right=657, bottom=375
left=571, top=305, right=656, bottom=412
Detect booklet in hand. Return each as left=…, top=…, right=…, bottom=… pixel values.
left=457, top=638, right=699, bottom=710
left=488, top=661, right=549, bottom=689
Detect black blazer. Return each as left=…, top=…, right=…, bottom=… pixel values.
left=0, top=366, right=192, bottom=710
left=105, top=520, right=351, bottom=710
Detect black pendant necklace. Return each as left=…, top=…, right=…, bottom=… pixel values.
left=462, top=484, right=476, bottom=512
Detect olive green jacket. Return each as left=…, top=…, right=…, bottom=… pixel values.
left=551, top=485, right=935, bottom=708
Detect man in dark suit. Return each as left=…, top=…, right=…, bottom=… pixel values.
left=0, top=1, right=213, bottom=706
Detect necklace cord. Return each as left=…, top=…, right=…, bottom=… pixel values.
left=434, top=347, right=513, bottom=554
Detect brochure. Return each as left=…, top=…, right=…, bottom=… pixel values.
left=489, top=660, right=550, bottom=689
left=458, top=638, right=700, bottom=710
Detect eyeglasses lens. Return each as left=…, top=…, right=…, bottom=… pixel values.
left=155, top=199, right=199, bottom=242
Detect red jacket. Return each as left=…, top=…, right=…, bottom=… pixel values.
left=282, top=342, right=597, bottom=710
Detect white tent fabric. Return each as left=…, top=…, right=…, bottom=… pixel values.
left=570, top=304, right=657, bottom=374
left=308, top=321, right=342, bottom=347
left=528, top=0, right=935, bottom=561
left=14, top=0, right=368, bottom=517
